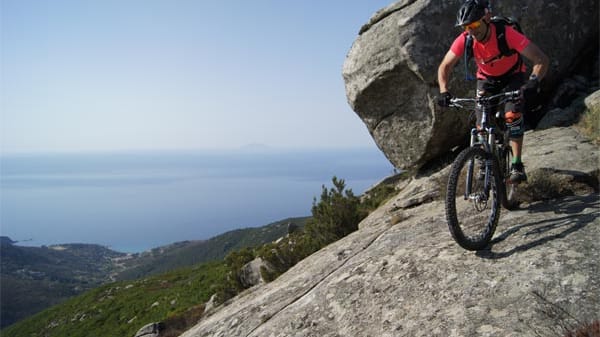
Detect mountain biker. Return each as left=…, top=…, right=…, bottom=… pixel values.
left=436, top=0, right=549, bottom=184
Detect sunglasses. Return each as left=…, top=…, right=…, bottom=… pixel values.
left=463, top=20, right=482, bottom=31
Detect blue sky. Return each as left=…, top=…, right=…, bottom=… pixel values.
left=1, top=0, right=393, bottom=154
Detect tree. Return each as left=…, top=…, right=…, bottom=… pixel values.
left=305, top=177, right=367, bottom=247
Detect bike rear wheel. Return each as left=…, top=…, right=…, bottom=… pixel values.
left=445, top=147, right=501, bottom=250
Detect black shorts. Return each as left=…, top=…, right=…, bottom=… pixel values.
left=476, top=72, right=526, bottom=138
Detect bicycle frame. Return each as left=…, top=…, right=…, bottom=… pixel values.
left=450, top=90, right=521, bottom=201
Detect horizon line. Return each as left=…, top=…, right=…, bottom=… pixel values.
left=0, top=144, right=384, bottom=157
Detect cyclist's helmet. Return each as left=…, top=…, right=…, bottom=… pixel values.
left=455, top=0, right=489, bottom=27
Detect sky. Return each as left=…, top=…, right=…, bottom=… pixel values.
left=0, top=0, right=394, bottom=154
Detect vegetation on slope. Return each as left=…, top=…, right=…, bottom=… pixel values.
left=215, top=176, right=396, bottom=304
left=0, top=243, right=125, bottom=328
left=1, top=262, right=227, bottom=337
left=0, top=217, right=309, bottom=328
left=576, top=102, right=600, bottom=144
left=115, top=216, right=310, bottom=281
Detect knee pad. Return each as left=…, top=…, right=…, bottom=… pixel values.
left=505, top=111, right=524, bottom=138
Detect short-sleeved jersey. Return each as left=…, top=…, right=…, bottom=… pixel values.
left=450, top=23, right=530, bottom=79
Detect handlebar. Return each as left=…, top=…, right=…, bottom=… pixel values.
left=449, top=90, right=521, bottom=109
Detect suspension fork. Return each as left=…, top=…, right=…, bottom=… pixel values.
left=465, top=128, right=495, bottom=200
left=464, top=129, right=478, bottom=199
left=482, top=128, right=496, bottom=196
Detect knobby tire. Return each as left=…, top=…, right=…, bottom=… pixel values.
left=445, top=147, right=501, bottom=251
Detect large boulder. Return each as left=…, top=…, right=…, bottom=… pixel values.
left=239, top=257, right=274, bottom=288
left=343, top=0, right=599, bottom=171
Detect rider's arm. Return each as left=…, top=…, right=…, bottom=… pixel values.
left=519, top=42, right=549, bottom=80
left=505, top=26, right=549, bottom=81
left=438, top=50, right=460, bottom=93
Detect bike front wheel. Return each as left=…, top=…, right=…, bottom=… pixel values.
left=445, top=147, right=501, bottom=251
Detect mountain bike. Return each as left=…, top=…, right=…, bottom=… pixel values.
left=445, top=90, right=521, bottom=251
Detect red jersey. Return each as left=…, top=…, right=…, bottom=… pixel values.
left=450, top=23, right=530, bottom=79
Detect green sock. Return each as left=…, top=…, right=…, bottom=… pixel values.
left=512, top=157, right=521, bottom=164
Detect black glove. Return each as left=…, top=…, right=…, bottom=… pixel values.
left=437, top=92, right=453, bottom=108
left=521, top=78, right=540, bottom=103
left=522, top=77, right=541, bottom=112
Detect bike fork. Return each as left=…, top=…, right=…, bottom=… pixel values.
left=464, top=159, right=474, bottom=200
left=465, top=158, right=492, bottom=200
left=483, top=159, right=493, bottom=197
left=464, top=129, right=478, bottom=199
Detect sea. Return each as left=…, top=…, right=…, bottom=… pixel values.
left=0, top=148, right=394, bottom=253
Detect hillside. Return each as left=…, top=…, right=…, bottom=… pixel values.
left=0, top=240, right=124, bottom=328
left=1, top=261, right=228, bottom=337
left=114, top=217, right=309, bottom=280
left=0, top=216, right=308, bottom=329
left=0, top=181, right=382, bottom=337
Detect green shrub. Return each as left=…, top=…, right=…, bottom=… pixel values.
left=1, top=262, right=227, bottom=337
left=360, top=180, right=400, bottom=212
left=519, top=168, right=597, bottom=203
left=307, top=176, right=367, bottom=244
left=259, top=265, right=277, bottom=283
left=254, top=177, right=369, bottom=283
left=577, top=106, right=600, bottom=144
left=214, top=248, right=256, bottom=303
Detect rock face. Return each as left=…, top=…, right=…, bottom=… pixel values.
left=585, top=89, right=600, bottom=111
left=134, top=322, right=165, bottom=337
left=239, top=257, right=273, bottom=288
left=342, top=0, right=599, bottom=170
left=178, top=124, right=599, bottom=336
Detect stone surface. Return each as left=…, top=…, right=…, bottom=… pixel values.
left=585, top=89, right=600, bottom=111
left=537, top=79, right=598, bottom=129
left=179, top=126, right=599, bottom=337
left=522, top=127, right=599, bottom=177
left=239, top=258, right=273, bottom=288
left=134, top=322, right=164, bottom=337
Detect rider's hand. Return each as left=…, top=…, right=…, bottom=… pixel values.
left=521, top=77, right=540, bottom=103
left=437, top=92, right=453, bottom=108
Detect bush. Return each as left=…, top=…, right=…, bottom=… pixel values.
left=218, top=177, right=384, bottom=304
left=360, top=182, right=398, bottom=213
left=519, top=168, right=597, bottom=203
left=577, top=106, right=600, bottom=144
left=563, top=319, right=600, bottom=337
left=215, top=248, right=256, bottom=303
left=306, top=176, right=367, bottom=245
left=254, top=177, right=369, bottom=284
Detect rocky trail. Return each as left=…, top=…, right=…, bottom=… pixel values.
left=179, top=125, right=599, bottom=337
